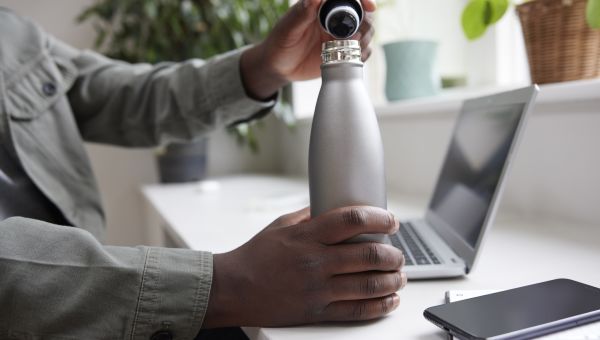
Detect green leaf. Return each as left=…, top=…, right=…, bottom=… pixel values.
left=93, top=24, right=108, bottom=48
left=488, top=0, right=509, bottom=25
left=76, top=6, right=98, bottom=23
left=588, top=0, right=600, bottom=29
left=462, top=0, right=489, bottom=40
left=144, top=1, right=157, bottom=19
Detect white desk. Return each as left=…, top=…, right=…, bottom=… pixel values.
left=142, top=175, right=600, bottom=340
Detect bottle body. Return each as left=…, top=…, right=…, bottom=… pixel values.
left=308, top=62, right=388, bottom=243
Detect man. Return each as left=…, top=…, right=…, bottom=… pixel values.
left=0, top=0, right=406, bottom=339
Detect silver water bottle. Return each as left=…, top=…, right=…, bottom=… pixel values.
left=308, top=40, right=388, bottom=243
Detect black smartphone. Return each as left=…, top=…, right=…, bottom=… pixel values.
left=424, top=279, right=600, bottom=340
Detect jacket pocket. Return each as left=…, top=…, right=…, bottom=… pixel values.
left=6, top=51, right=76, bottom=120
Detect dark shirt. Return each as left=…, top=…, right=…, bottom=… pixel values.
left=0, top=143, right=67, bottom=224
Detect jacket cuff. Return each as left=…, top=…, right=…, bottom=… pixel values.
left=131, top=248, right=213, bottom=340
left=206, top=47, right=277, bottom=126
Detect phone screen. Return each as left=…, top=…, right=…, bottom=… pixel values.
left=424, top=279, right=600, bottom=339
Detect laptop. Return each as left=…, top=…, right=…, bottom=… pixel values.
left=389, top=85, right=539, bottom=279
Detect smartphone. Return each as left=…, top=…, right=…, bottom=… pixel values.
left=424, top=279, right=600, bottom=340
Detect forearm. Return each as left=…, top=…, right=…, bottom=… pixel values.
left=60, top=40, right=276, bottom=147
left=0, top=217, right=211, bottom=339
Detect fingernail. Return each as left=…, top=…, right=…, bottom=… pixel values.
left=393, top=215, right=400, bottom=230
left=401, top=272, right=408, bottom=289
left=392, top=294, right=400, bottom=308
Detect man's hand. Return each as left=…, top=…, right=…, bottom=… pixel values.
left=204, top=206, right=407, bottom=328
left=240, top=0, right=376, bottom=100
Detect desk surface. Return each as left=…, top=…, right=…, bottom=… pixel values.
left=142, top=175, right=600, bottom=340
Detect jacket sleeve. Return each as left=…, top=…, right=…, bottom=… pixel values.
left=49, top=37, right=276, bottom=147
left=0, top=217, right=212, bottom=340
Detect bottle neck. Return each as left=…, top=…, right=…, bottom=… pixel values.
left=321, top=40, right=362, bottom=65
left=321, top=62, right=363, bottom=82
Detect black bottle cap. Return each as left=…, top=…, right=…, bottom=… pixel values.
left=319, top=0, right=363, bottom=39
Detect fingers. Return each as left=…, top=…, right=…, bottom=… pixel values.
left=274, top=0, right=321, bottom=41
left=283, top=0, right=375, bottom=42
left=361, top=47, right=372, bottom=62
left=298, top=0, right=322, bottom=25
left=327, top=271, right=407, bottom=301
left=312, top=0, right=376, bottom=13
left=325, top=242, right=404, bottom=274
left=308, top=206, right=399, bottom=245
left=323, top=294, right=400, bottom=321
left=358, top=13, right=375, bottom=44
left=352, top=12, right=374, bottom=60
left=361, top=0, right=377, bottom=12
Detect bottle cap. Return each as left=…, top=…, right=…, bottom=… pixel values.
left=321, top=40, right=362, bottom=65
left=318, top=0, right=363, bottom=39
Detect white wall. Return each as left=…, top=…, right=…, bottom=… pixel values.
left=0, top=0, right=97, bottom=49
left=375, top=0, right=467, bottom=77
left=1, top=0, right=279, bottom=245
left=277, top=96, right=600, bottom=226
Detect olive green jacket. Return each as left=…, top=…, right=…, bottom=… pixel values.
left=0, top=7, right=275, bottom=340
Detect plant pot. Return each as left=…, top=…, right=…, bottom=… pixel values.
left=517, top=0, right=600, bottom=84
left=156, top=138, right=208, bottom=183
left=382, top=40, right=441, bottom=101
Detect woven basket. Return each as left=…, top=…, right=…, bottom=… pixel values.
left=517, top=0, right=600, bottom=84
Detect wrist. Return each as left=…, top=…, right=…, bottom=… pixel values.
left=203, top=252, right=243, bottom=328
left=240, top=43, right=287, bottom=101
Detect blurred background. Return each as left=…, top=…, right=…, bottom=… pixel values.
left=1, top=0, right=598, bottom=246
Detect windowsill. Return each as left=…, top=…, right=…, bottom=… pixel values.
left=376, top=78, right=600, bottom=118
left=293, top=78, right=600, bottom=122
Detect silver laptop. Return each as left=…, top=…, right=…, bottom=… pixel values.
left=389, top=85, right=539, bottom=279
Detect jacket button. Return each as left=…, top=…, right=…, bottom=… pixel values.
left=150, top=330, right=173, bottom=340
left=42, top=82, right=57, bottom=96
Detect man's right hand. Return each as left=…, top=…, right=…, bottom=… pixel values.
left=203, top=206, right=407, bottom=328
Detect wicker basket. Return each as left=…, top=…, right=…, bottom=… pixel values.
left=517, top=0, right=600, bottom=84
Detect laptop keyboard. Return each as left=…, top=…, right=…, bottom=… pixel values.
left=390, top=222, right=441, bottom=266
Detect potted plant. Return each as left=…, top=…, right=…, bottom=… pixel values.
left=78, top=0, right=293, bottom=182
left=462, top=0, right=600, bottom=84
left=375, top=0, right=441, bottom=101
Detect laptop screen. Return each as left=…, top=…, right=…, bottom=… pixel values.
left=428, top=103, right=525, bottom=248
